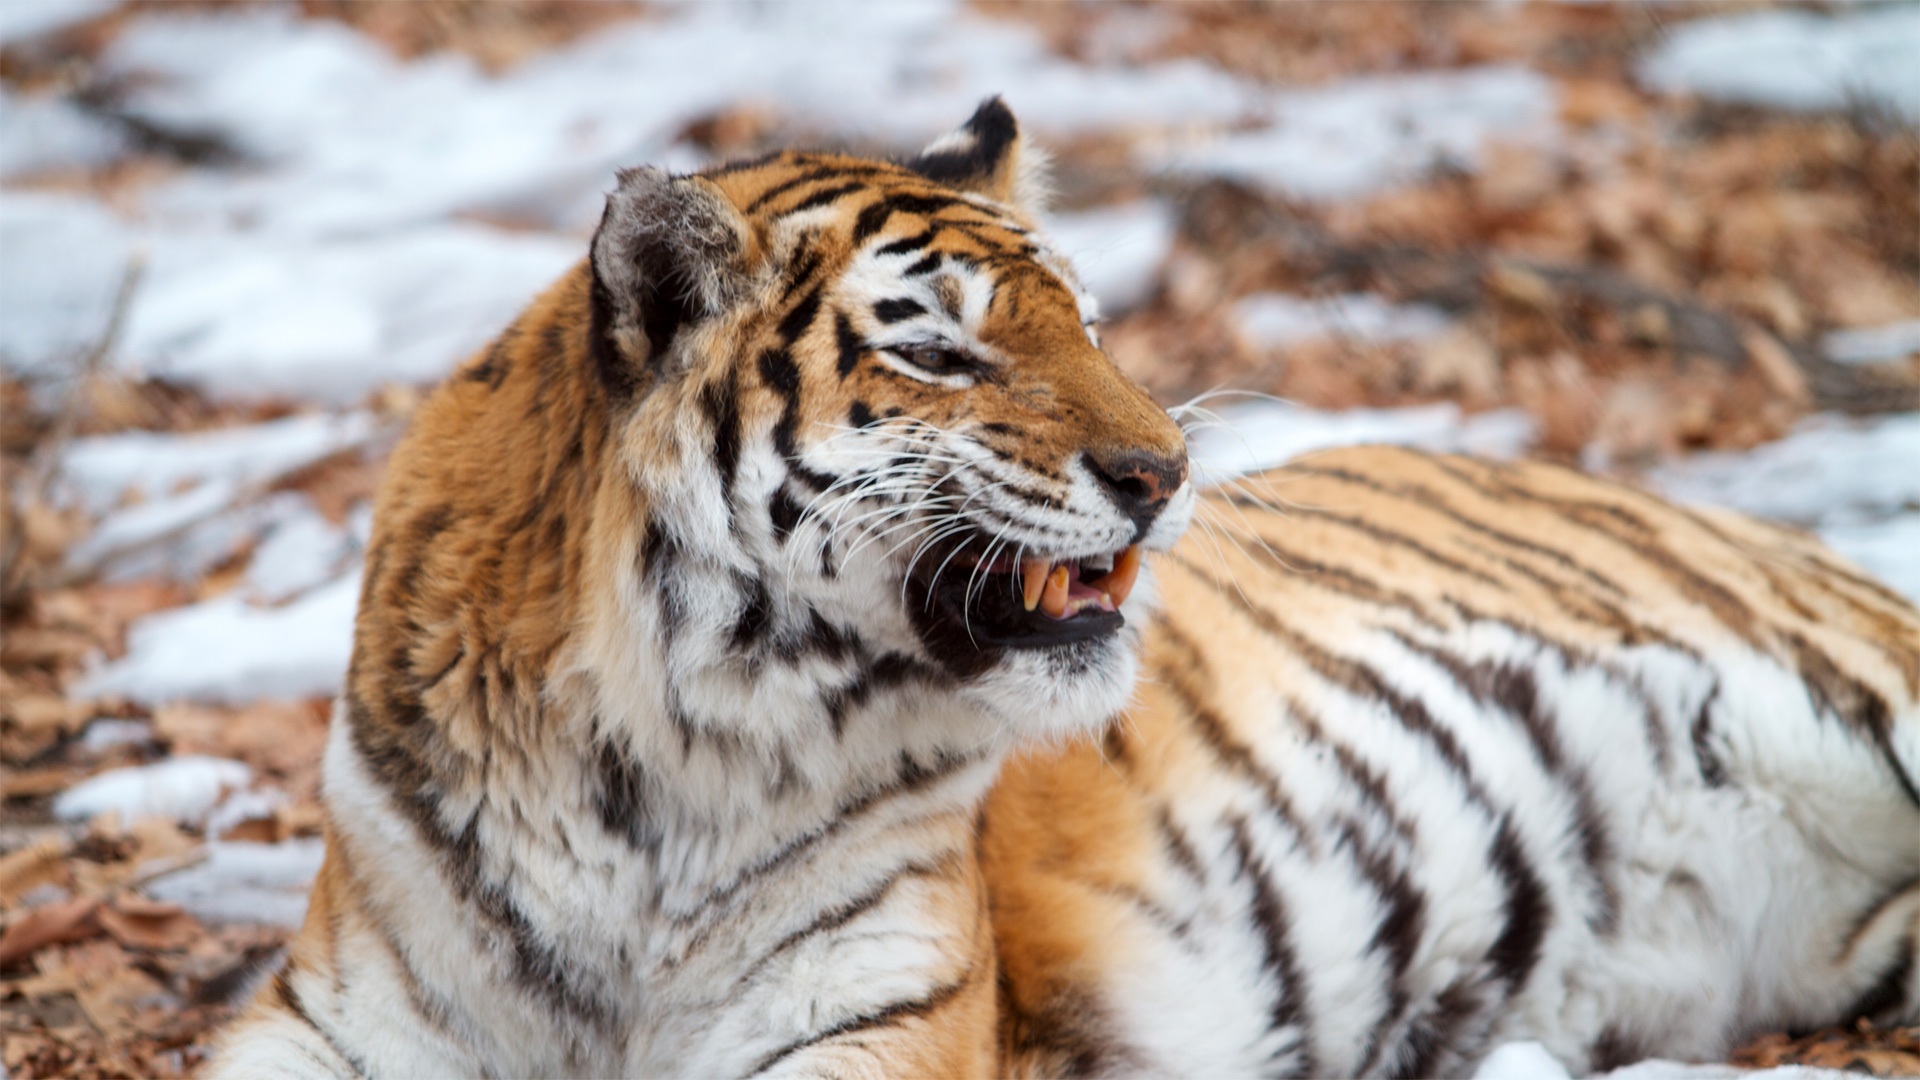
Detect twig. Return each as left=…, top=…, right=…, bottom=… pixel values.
left=1, top=253, right=145, bottom=588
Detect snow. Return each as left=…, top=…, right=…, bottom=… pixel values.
left=76, top=571, right=361, bottom=705
left=79, top=719, right=156, bottom=754
left=119, top=224, right=581, bottom=402
left=1186, top=399, right=1537, bottom=481
left=1475, top=1041, right=1571, bottom=1080
left=98, top=4, right=1257, bottom=237
left=144, top=838, right=327, bottom=928
left=0, top=88, right=133, bottom=180
left=1822, top=318, right=1920, bottom=368
left=56, top=411, right=379, bottom=515
left=1152, top=66, right=1558, bottom=202
left=1472, top=1040, right=1849, bottom=1080
left=0, top=0, right=116, bottom=44
left=1648, top=413, right=1920, bottom=528
left=1639, top=6, right=1920, bottom=123
left=52, top=756, right=252, bottom=827
left=1648, top=412, right=1920, bottom=605
left=244, top=502, right=356, bottom=604
left=1045, top=201, right=1176, bottom=314
left=1233, top=292, right=1454, bottom=350
left=0, top=191, right=137, bottom=376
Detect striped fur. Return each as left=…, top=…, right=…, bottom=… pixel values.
left=212, top=102, right=1920, bottom=1078
left=987, top=447, right=1920, bottom=1077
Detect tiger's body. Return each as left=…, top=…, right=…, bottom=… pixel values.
left=212, top=101, right=1920, bottom=1079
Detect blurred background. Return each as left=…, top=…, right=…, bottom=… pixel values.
left=0, top=2, right=1916, bottom=1075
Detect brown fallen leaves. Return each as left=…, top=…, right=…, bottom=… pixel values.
left=1734, top=1019, right=1920, bottom=1077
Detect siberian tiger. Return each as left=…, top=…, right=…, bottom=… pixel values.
left=211, top=100, right=1920, bottom=1079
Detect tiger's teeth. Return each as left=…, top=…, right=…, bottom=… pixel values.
left=1091, top=545, right=1142, bottom=607
left=1040, top=566, right=1071, bottom=618
left=1022, top=558, right=1051, bottom=612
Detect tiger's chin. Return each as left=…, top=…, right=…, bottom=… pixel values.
left=901, top=541, right=1151, bottom=743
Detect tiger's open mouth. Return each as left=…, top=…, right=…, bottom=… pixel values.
left=908, top=541, right=1141, bottom=651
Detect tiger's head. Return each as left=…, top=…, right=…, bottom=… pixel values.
left=584, top=99, right=1192, bottom=759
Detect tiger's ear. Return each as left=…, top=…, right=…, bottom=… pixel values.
left=905, top=97, right=1051, bottom=217
left=589, top=167, right=758, bottom=399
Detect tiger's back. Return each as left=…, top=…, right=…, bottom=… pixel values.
left=986, top=445, right=1920, bottom=1077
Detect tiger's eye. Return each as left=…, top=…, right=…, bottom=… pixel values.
left=902, top=345, right=970, bottom=374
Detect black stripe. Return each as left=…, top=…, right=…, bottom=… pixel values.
left=1336, top=814, right=1426, bottom=1078
left=701, top=370, right=743, bottom=509
left=1198, top=508, right=1445, bottom=629
left=1288, top=697, right=1418, bottom=846
left=1690, top=684, right=1728, bottom=787
left=1389, top=636, right=1619, bottom=935
left=779, top=286, right=824, bottom=345
left=873, top=297, right=926, bottom=324
left=594, top=735, right=659, bottom=855
left=1153, top=805, right=1208, bottom=885
left=1225, top=815, right=1317, bottom=1078
left=835, top=311, right=863, bottom=378
left=769, top=485, right=805, bottom=542
left=684, top=747, right=986, bottom=921
left=1783, top=631, right=1920, bottom=808
left=275, top=964, right=373, bottom=1078
left=1224, top=495, right=1510, bottom=592
left=783, top=181, right=866, bottom=216
left=1397, top=978, right=1484, bottom=1079
left=1843, top=928, right=1916, bottom=1022
left=730, top=573, right=773, bottom=652
left=904, top=251, right=942, bottom=277
left=747, top=970, right=974, bottom=1077
left=745, top=163, right=889, bottom=213
left=823, top=651, right=938, bottom=737
left=1153, top=621, right=1312, bottom=846
left=1485, top=813, right=1551, bottom=997
left=875, top=227, right=937, bottom=257
left=733, top=855, right=954, bottom=993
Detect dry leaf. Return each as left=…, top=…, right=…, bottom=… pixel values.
left=0, top=896, right=102, bottom=966
left=98, top=896, right=199, bottom=952
left=0, top=838, right=72, bottom=907
left=74, top=964, right=170, bottom=1041
left=1, top=766, right=84, bottom=799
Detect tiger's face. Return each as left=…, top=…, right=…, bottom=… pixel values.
left=589, top=100, right=1191, bottom=743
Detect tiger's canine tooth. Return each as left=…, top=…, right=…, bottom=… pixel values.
left=1091, top=545, right=1141, bottom=607
left=1022, top=558, right=1051, bottom=611
left=1040, top=566, right=1070, bottom=618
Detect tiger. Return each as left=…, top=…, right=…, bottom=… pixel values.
left=210, top=99, right=1920, bottom=1079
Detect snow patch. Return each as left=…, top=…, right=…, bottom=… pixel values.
left=144, top=838, right=326, bottom=927
left=77, top=571, right=361, bottom=704
left=0, top=88, right=133, bottom=179
left=52, top=756, right=252, bottom=826
left=120, top=225, right=580, bottom=402
left=1188, top=400, right=1536, bottom=481
left=1233, top=292, right=1453, bottom=350
left=1649, top=412, right=1920, bottom=605
left=245, top=502, right=355, bottom=604
left=1822, top=318, right=1920, bottom=368
left=1639, top=6, right=1920, bottom=123
left=1647, top=413, right=1920, bottom=527
left=1153, top=66, right=1557, bottom=202
left=0, top=192, right=136, bottom=376
left=57, top=411, right=379, bottom=515
left=1046, top=201, right=1177, bottom=314
left=0, top=0, right=117, bottom=44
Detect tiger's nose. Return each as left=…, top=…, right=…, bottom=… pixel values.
left=1085, top=449, right=1188, bottom=536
